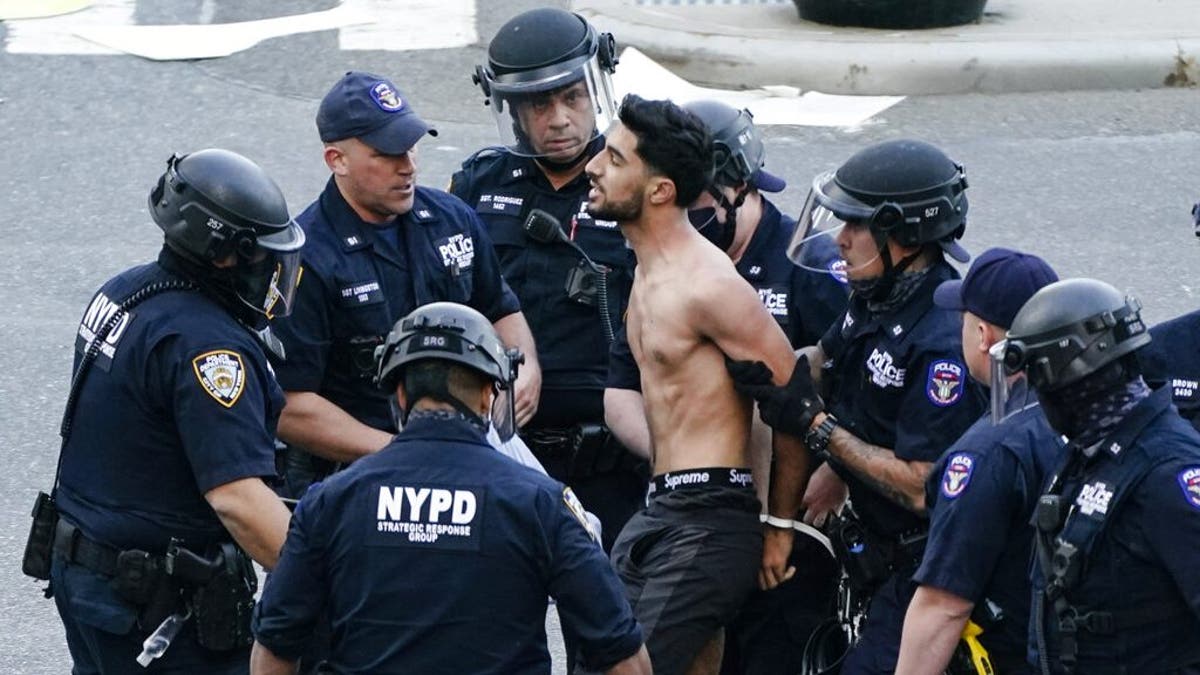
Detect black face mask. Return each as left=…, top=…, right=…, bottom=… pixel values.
left=688, top=186, right=746, bottom=252
left=689, top=207, right=734, bottom=251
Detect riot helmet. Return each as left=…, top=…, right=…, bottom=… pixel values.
left=150, top=149, right=304, bottom=328
left=375, top=302, right=523, bottom=439
left=474, top=8, right=618, bottom=166
left=683, top=100, right=786, bottom=252
left=1003, top=278, right=1151, bottom=393
left=788, top=139, right=969, bottom=285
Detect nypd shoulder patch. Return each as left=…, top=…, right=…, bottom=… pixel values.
left=562, top=487, right=600, bottom=544
left=1176, top=467, right=1200, bottom=511
left=192, top=350, right=246, bottom=408
left=940, top=452, right=975, bottom=499
left=927, top=359, right=965, bottom=407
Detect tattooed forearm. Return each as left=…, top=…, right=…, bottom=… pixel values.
left=827, top=427, right=930, bottom=514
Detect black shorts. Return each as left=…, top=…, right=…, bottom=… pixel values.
left=610, top=475, right=762, bottom=675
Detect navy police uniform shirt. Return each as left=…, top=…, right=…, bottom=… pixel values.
left=271, top=180, right=520, bottom=431
left=819, top=261, right=987, bottom=538
left=1028, top=388, right=1200, bottom=672
left=747, top=200, right=848, bottom=349
left=604, top=198, right=849, bottom=392
left=1141, top=309, right=1200, bottom=431
left=450, top=145, right=634, bottom=425
left=57, top=252, right=283, bottom=554
left=916, top=378, right=1061, bottom=672
left=252, top=410, right=644, bottom=674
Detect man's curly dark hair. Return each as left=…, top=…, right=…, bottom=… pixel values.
left=618, top=94, right=714, bottom=207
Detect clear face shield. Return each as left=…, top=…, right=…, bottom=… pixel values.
left=489, top=346, right=524, bottom=442
left=482, top=52, right=617, bottom=162
left=988, top=340, right=1010, bottom=424
left=246, top=223, right=305, bottom=321
left=786, top=171, right=881, bottom=280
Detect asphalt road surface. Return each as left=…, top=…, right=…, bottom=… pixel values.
left=2, top=1, right=1198, bottom=672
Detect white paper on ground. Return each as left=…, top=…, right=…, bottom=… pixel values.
left=338, top=0, right=477, bottom=51
left=71, top=3, right=374, bottom=61
left=612, top=46, right=904, bottom=127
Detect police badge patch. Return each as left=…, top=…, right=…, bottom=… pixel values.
left=563, top=487, right=600, bottom=543
left=927, top=359, right=965, bottom=407
left=941, top=453, right=975, bottom=499
left=1177, top=467, right=1200, bottom=511
left=192, top=350, right=246, bottom=408
left=370, top=81, right=403, bottom=112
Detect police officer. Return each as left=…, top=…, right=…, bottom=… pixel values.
left=43, top=149, right=300, bottom=673
left=895, top=248, right=1062, bottom=675
left=1138, top=199, right=1200, bottom=430
left=600, top=99, right=847, bottom=675
left=272, top=71, right=538, bottom=497
left=728, top=139, right=987, bottom=674
left=1002, top=278, right=1200, bottom=673
left=449, top=8, right=643, bottom=553
left=250, top=303, right=652, bottom=675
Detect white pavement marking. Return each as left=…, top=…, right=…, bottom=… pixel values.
left=3, top=0, right=478, bottom=56
left=337, top=0, right=477, bottom=51
left=613, top=46, right=904, bottom=128
left=4, top=0, right=131, bottom=55
left=72, top=4, right=373, bottom=61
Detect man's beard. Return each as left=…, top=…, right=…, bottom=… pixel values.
left=587, top=193, right=642, bottom=223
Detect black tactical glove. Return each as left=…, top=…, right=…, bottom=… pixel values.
left=726, top=354, right=824, bottom=438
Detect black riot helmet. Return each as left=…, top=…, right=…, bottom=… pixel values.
left=682, top=100, right=787, bottom=251
left=683, top=100, right=784, bottom=191
left=150, top=149, right=304, bottom=328
left=474, top=8, right=618, bottom=163
left=788, top=139, right=970, bottom=284
left=1003, top=278, right=1151, bottom=393
left=375, top=302, right=523, bottom=439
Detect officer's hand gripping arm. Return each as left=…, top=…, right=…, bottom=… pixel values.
left=725, top=354, right=824, bottom=438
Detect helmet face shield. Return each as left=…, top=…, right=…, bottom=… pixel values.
left=255, top=248, right=303, bottom=320
left=489, top=381, right=518, bottom=442
left=988, top=340, right=1010, bottom=424
left=787, top=171, right=879, bottom=277
left=482, top=52, right=617, bottom=160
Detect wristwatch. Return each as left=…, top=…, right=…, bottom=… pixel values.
left=805, top=414, right=838, bottom=458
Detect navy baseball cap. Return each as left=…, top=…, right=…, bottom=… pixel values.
left=317, top=71, right=437, bottom=154
left=934, top=247, right=1059, bottom=329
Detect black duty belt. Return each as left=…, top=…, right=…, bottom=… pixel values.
left=649, top=467, right=755, bottom=495
left=53, top=519, right=126, bottom=577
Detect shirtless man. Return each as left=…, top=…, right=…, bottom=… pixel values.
left=585, top=94, right=810, bottom=675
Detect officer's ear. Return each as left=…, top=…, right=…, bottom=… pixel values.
left=979, top=319, right=1005, bottom=355
left=479, top=381, right=497, bottom=416
left=324, top=142, right=349, bottom=175
left=395, top=382, right=410, bottom=414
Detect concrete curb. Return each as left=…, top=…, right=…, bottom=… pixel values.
left=573, top=0, right=1200, bottom=94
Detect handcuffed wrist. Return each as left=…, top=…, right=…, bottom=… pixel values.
left=761, top=514, right=797, bottom=530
